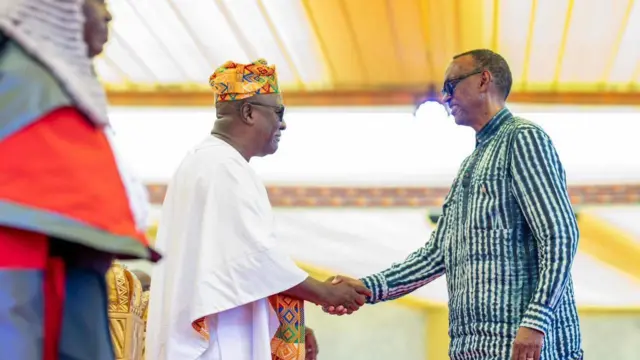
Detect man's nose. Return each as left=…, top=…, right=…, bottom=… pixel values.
left=105, top=6, right=113, bottom=22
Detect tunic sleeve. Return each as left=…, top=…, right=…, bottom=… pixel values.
left=189, top=158, right=309, bottom=321
left=510, top=126, right=579, bottom=335
left=359, top=214, right=447, bottom=304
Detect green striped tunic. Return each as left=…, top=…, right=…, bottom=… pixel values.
left=361, top=108, right=583, bottom=360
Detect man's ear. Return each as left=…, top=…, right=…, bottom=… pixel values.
left=239, top=102, right=255, bottom=125
left=479, top=70, right=492, bottom=92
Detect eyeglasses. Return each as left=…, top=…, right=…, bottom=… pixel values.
left=441, top=69, right=483, bottom=98
left=247, top=102, right=285, bottom=121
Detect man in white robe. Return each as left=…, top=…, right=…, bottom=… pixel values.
left=146, top=59, right=371, bottom=360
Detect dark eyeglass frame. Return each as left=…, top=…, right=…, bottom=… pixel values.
left=441, top=69, right=484, bottom=97
left=246, top=102, right=285, bottom=121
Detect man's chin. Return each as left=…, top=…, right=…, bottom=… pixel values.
left=89, top=43, right=105, bottom=58
left=453, top=114, right=469, bottom=126
left=266, top=144, right=279, bottom=155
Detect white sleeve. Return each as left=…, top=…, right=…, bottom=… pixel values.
left=190, top=159, right=308, bottom=322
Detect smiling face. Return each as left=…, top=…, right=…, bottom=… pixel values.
left=441, top=54, right=488, bottom=127
left=241, top=93, right=286, bottom=156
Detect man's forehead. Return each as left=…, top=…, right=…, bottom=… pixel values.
left=445, top=55, right=476, bottom=80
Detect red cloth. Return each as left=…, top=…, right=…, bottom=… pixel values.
left=0, top=106, right=149, bottom=246
left=0, top=227, right=65, bottom=360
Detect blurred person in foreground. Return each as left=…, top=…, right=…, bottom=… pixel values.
left=0, top=0, right=159, bottom=359
left=326, top=49, right=582, bottom=360
left=145, top=59, right=370, bottom=360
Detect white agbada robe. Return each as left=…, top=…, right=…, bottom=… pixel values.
left=146, top=136, right=309, bottom=360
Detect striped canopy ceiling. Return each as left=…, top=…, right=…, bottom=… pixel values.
left=98, top=0, right=640, bottom=107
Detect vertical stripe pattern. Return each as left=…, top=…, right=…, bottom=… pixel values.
left=361, top=109, right=583, bottom=360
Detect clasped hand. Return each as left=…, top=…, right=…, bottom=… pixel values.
left=320, top=275, right=370, bottom=315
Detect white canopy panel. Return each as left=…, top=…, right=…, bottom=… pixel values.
left=109, top=105, right=640, bottom=186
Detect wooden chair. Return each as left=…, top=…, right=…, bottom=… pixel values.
left=106, top=263, right=150, bottom=360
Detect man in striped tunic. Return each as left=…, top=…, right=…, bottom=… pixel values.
left=327, top=49, right=583, bottom=360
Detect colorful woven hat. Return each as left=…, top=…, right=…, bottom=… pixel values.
left=209, top=58, right=280, bottom=104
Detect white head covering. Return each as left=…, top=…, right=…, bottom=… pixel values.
left=0, top=0, right=109, bottom=126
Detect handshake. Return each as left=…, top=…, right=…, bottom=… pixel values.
left=317, top=275, right=372, bottom=315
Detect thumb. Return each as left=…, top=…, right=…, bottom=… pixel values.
left=355, top=285, right=372, bottom=297
left=331, top=275, right=344, bottom=284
